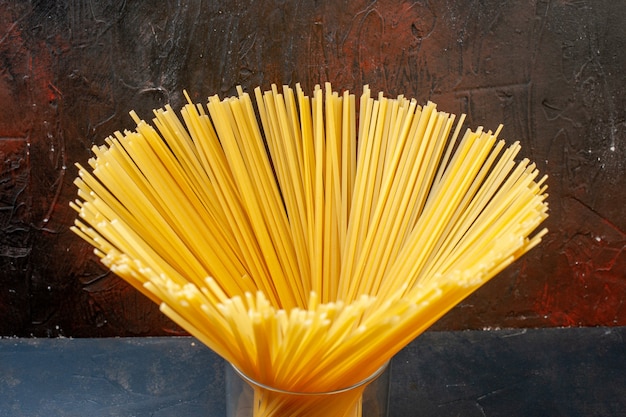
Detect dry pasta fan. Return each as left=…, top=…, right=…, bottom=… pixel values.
left=71, top=83, right=548, bottom=416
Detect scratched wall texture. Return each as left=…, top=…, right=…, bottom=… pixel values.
left=0, top=1, right=624, bottom=337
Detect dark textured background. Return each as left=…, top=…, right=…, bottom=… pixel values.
left=0, top=0, right=624, bottom=337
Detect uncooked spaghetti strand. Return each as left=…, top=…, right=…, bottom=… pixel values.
left=263, top=86, right=305, bottom=219
left=281, top=85, right=313, bottom=290
left=102, top=125, right=248, bottom=288
left=341, top=103, right=424, bottom=298
left=337, top=92, right=380, bottom=298
left=377, top=96, right=398, bottom=183
left=219, top=295, right=260, bottom=372
left=376, top=110, right=454, bottom=285
left=356, top=243, right=544, bottom=381
left=109, top=124, right=236, bottom=280
left=98, top=218, right=205, bottom=289
left=158, top=300, right=240, bottom=365
left=83, top=125, right=254, bottom=298
left=272, top=296, right=376, bottom=390
left=178, top=99, right=240, bottom=227
left=375, top=128, right=500, bottom=301
left=254, top=87, right=310, bottom=301
left=342, top=101, right=440, bottom=300
left=391, top=129, right=499, bottom=287
left=311, top=85, right=325, bottom=299
left=150, top=105, right=215, bottom=208
left=382, top=96, right=414, bottom=175
left=272, top=310, right=328, bottom=385
left=421, top=202, right=545, bottom=289
left=74, top=177, right=207, bottom=284
left=432, top=113, right=467, bottom=187
left=282, top=85, right=305, bottom=171
left=207, top=94, right=296, bottom=309
left=454, top=201, right=547, bottom=277
left=356, top=107, right=452, bottom=297
left=101, top=254, right=165, bottom=305
left=73, top=165, right=131, bottom=228
left=365, top=94, right=388, bottom=226
left=421, top=126, right=496, bottom=219
left=403, top=111, right=457, bottom=236
left=354, top=283, right=479, bottom=378
left=342, top=86, right=374, bottom=258
left=419, top=141, right=521, bottom=278
left=87, top=144, right=221, bottom=282
left=180, top=102, right=265, bottom=285
left=180, top=95, right=246, bottom=230
left=183, top=99, right=273, bottom=298
left=130, top=113, right=219, bottom=227
left=339, top=98, right=425, bottom=300
left=70, top=220, right=100, bottom=252
left=229, top=93, right=306, bottom=305
left=295, top=84, right=317, bottom=287
left=440, top=170, right=548, bottom=277
left=322, top=83, right=343, bottom=301
left=256, top=88, right=295, bottom=224
left=340, top=90, right=357, bottom=252
left=293, top=306, right=398, bottom=389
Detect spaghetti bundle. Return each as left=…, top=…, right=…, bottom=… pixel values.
left=71, top=83, right=548, bottom=416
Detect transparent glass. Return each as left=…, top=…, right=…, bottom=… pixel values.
left=225, top=362, right=391, bottom=417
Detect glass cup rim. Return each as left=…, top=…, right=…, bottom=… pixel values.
left=229, top=361, right=390, bottom=396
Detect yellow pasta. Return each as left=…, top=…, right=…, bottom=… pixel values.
left=71, top=83, right=548, bottom=417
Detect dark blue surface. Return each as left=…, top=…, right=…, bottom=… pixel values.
left=0, top=337, right=224, bottom=416
left=1, top=327, right=625, bottom=416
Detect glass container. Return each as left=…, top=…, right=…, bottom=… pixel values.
left=225, top=361, right=391, bottom=417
